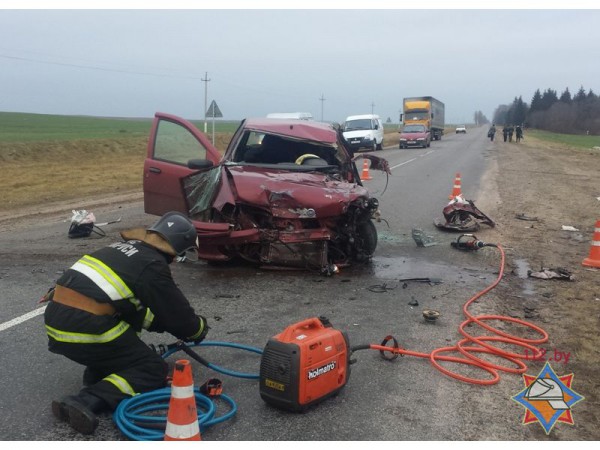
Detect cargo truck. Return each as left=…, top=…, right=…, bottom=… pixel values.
left=400, top=97, right=445, bottom=141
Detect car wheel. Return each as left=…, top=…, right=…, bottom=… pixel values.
left=376, top=141, right=383, bottom=150
left=355, top=220, right=378, bottom=260
left=427, top=140, right=431, bottom=148
left=371, top=142, right=377, bottom=152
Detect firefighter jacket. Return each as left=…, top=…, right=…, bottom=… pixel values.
left=52, top=239, right=205, bottom=341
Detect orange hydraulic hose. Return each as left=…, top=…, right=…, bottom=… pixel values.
left=368, top=244, right=549, bottom=385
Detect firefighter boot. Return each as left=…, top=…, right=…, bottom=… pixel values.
left=51, top=392, right=106, bottom=435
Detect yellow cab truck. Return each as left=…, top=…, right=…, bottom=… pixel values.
left=401, top=96, right=445, bottom=141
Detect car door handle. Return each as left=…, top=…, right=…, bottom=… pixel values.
left=148, top=167, right=162, bottom=174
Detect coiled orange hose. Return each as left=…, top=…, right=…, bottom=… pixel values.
left=369, top=244, right=549, bottom=385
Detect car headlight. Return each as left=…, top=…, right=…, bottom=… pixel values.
left=399, top=138, right=407, bottom=141
left=417, top=137, right=424, bottom=141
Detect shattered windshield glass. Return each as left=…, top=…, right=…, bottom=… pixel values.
left=182, top=166, right=222, bottom=218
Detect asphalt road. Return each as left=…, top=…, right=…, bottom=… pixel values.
left=0, top=127, right=527, bottom=441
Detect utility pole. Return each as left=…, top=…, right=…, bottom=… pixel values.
left=319, top=94, right=326, bottom=122
left=371, top=101, right=375, bottom=114
left=202, top=72, right=211, bottom=133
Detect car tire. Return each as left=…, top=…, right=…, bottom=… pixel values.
left=376, top=141, right=383, bottom=151
left=356, top=220, right=378, bottom=259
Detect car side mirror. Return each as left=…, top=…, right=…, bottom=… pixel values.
left=188, top=159, right=214, bottom=170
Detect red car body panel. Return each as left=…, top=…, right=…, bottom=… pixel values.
left=400, top=132, right=428, bottom=140
left=225, top=165, right=361, bottom=219
left=240, top=118, right=338, bottom=144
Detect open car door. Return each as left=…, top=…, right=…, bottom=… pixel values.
left=143, top=112, right=222, bottom=216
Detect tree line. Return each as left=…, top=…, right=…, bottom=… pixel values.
left=492, top=86, right=600, bottom=135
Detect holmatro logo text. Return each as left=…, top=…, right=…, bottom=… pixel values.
left=307, top=362, right=336, bottom=380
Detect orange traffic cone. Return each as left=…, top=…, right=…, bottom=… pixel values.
left=164, top=360, right=201, bottom=441
left=448, top=173, right=462, bottom=199
left=582, top=219, right=600, bottom=268
left=361, top=159, right=372, bottom=180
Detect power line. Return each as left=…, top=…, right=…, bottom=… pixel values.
left=0, top=53, right=205, bottom=80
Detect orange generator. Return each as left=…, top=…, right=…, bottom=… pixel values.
left=259, top=317, right=350, bottom=412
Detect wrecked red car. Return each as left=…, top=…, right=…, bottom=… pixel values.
left=143, top=113, right=389, bottom=273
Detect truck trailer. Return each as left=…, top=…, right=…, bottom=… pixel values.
left=401, top=97, right=445, bottom=141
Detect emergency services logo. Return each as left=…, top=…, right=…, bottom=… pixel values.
left=512, top=362, right=584, bottom=434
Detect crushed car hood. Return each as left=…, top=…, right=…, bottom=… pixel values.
left=227, top=165, right=368, bottom=219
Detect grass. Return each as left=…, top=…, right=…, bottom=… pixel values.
left=525, top=129, right=600, bottom=149
left=0, top=112, right=241, bottom=142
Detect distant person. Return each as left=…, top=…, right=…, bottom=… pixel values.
left=508, top=126, right=514, bottom=142
left=515, top=125, right=523, bottom=143
left=488, top=124, right=496, bottom=141
left=502, top=125, right=509, bottom=142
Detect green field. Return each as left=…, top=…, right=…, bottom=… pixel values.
left=0, top=112, right=241, bottom=142
left=526, top=129, right=600, bottom=149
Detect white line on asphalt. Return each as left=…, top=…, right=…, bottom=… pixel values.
left=391, top=158, right=417, bottom=170
left=0, top=305, right=47, bottom=332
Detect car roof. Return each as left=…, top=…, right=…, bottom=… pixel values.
left=243, top=118, right=338, bottom=144
left=345, top=114, right=380, bottom=121
left=266, top=112, right=313, bottom=120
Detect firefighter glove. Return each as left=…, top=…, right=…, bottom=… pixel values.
left=192, top=315, right=209, bottom=344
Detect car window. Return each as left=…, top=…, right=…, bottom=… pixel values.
left=344, top=119, right=372, bottom=130
left=154, top=119, right=210, bottom=165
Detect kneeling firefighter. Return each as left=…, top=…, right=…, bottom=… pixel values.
left=44, top=211, right=209, bottom=435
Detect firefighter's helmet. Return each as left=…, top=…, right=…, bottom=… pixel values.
left=147, top=211, right=198, bottom=256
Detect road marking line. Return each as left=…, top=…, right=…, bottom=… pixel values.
left=0, top=305, right=47, bottom=332
left=391, top=158, right=417, bottom=170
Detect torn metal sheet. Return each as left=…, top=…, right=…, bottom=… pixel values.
left=528, top=267, right=575, bottom=281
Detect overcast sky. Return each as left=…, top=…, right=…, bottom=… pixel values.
left=1, top=6, right=599, bottom=124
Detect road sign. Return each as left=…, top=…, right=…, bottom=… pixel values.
left=206, top=100, right=223, bottom=118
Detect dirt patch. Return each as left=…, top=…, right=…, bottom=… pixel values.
left=477, top=134, right=600, bottom=438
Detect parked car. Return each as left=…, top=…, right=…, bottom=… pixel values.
left=456, top=125, right=467, bottom=134
left=143, top=113, right=390, bottom=273
left=342, top=114, right=385, bottom=151
left=399, top=124, right=431, bottom=149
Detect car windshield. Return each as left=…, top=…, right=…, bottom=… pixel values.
left=403, top=125, right=426, bottom=133
left=344, top=119, right=372, bottom=131
left=404, top=112, right=429, bottom=120
left=231, top=131, right=340, bottom=168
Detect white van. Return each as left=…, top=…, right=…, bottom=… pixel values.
left=266, top=112, right=313, bottom=120
left=342, top=114, right=384, bottom=151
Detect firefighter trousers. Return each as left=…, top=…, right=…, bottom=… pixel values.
left=45, top=301, right=168, bottom=410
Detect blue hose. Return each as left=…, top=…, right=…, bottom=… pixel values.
left=112, top=340, right=263, bottom=440
left=113, top=387, right=237, bottom=441
left=162, top=340, right=264, bottom=380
